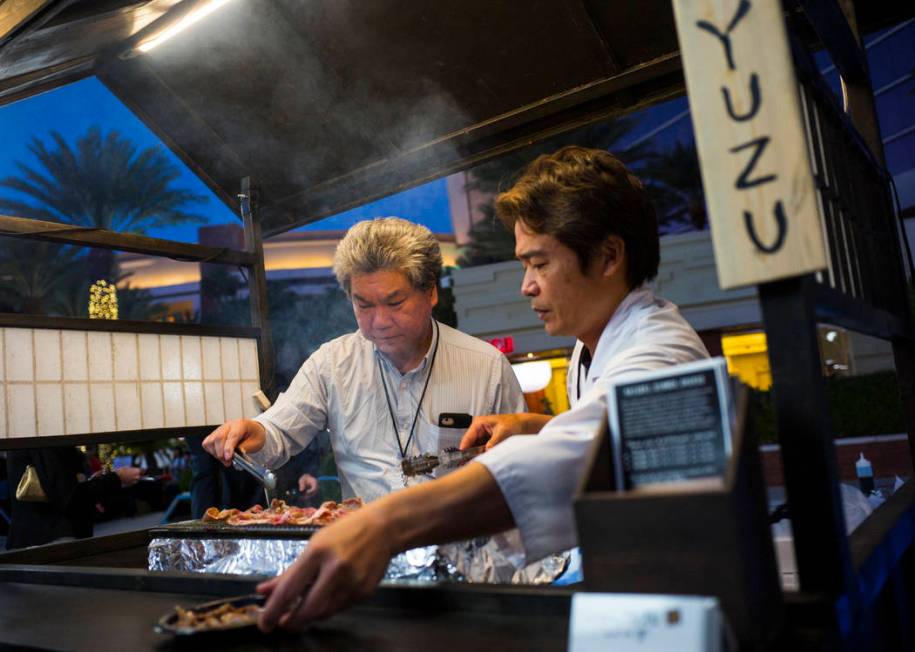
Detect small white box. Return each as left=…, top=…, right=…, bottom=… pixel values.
left=204, top=381, right=225, bottom=424
left=8, top=384, right=36, bottom=437
left=87, top=332, right=113, bottom=381
left=163, top=382, right=185, bottom=428
left=222, top=382, right=243, bottom=420
left=161, top=335, right=182, bottom=381
left=184, top=381, right=205, bottom=426
left=62, top=331, right=89, bottom=381
left=220, top=338, right=240, bottom=380
left=6, top=328, right=34, bottom=382
left=64, top=383, right=91, bottom=435
left=238, top=339, right=259, bottom=381
left=138, top=334, right=161, bottom=381
left=114, top=382, right=141, bottom=431
left=34, top=330, right=62, bottom=382
left=181, top=336, right=202, bottom=381
left=113, top=333, right=139, bottom=381
left=36, top=384, right=64, bottom=436
left=140, top=382, right=164, bottom=429
left=202, top=337, right=222, bottom=380
left=90, top=383, right=115, bottom=432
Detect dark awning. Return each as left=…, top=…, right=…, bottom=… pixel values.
left=0, top=0, right=910, bottom=236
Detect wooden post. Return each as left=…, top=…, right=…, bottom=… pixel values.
left=759, top=276, right=855, bottom=598
left=240, top=177, right=276, bottom=402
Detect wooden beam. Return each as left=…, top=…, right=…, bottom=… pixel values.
left=0, top=312, right=259, bottom=338
left=0, top=214, right=255, bottom=266
left=0, top=0, right=53, bottom=45
left=0, top=425, right=217, bottom=451
left=241, top=178, right=276, bottom=401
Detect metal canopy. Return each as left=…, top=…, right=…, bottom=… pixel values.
left=0, top=0, right=910, bottom=237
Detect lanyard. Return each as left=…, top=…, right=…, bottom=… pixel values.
left=377, top=320, right=440, bottom=459
left=575, top=345, right=593, bottom=402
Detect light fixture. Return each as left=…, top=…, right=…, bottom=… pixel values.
left=825, top=330, right=838, bottom=343
left=136, top=0, right=235, bottom=53
left=511, top=361, right=552, bottom=393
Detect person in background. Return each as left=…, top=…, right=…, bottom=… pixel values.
left=6, top=447, right=142, bottom=549
left=255, top=146, right=709, bottom=630
left=202, top=217, right=526, bottom=503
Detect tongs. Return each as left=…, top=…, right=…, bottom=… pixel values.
left=401, top=445, right=486, bottom=477
left=232, top=450, right=277, bottom=491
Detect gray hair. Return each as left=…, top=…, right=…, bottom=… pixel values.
left=333, top=217, right=443, bottom=295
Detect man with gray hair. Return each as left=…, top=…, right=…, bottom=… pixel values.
left=203, top=217, right=526, bottom=502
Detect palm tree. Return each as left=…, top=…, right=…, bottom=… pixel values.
left=457, top=116, right=653, bottom=267
left=0, top=238, right=86, bottom=315
left=636, top=141, right=707, bottom=235
left=0, top=126, right=208, bottom=284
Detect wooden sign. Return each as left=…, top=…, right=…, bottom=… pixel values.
left=672, top=0, right=827, bottom=289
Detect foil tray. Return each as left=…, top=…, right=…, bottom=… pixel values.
left=148, top=524, right=569, bottom=585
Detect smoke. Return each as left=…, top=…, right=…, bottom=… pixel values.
left=136, top=0, right=473, bottom=231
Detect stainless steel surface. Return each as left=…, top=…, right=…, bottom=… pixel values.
left=232, top=451, right=277, bottom=491
left=401, top=446, right=486, bottom=477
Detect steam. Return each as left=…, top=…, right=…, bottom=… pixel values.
left=137, top=0, right=472, bottom=229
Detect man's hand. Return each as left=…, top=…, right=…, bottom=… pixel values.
left=459, top=413, right=553, bottom=451
left=298, top=473, right=319, bottom=498
left=114, top=466, right=142, bottom=487
left=257, top=505, right=392, bottom=631
left=202, top=419, right=267, bottom=467
left=257, top=462, right=513, bottom=631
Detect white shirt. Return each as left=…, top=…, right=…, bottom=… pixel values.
left=477, top=286, right=710, bottom=562
left=251, top=321, right=526, bottom=501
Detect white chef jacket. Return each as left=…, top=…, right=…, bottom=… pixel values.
left=477, top=286, right=710, bottom=563
left=251, top=320, right=526, bottom=501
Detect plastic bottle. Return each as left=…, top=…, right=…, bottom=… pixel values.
left=856, top=452, right=874, bottom=495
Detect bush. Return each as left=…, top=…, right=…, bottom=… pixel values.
left=749, top=371, right=905, bottom=444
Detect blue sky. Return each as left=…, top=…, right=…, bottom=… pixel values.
left=0, top=76, right=697, bottom=246
left=0, top=77, right=454, bottom=243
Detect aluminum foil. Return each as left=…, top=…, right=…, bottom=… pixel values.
left=148, top=534, right=568, bottom=585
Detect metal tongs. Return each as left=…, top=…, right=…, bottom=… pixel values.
left=401, top=445, right=486, bottom=477
left=232, top=450, right=277, bottom=491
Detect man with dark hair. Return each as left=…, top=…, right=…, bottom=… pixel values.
left=255, top=146, right=709, bottom=631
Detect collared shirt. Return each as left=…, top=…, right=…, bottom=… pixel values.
left=251, top=320, right=526, bottom=501
left=477, top=286, right=710, bottom=563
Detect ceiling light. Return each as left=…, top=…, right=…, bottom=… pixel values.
left=136, top=0, right=235, bottom=53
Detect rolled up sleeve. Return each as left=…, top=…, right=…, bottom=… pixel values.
left=250, top=350, right=329, bottom=469
left=476, top=395, right=605, bottom=563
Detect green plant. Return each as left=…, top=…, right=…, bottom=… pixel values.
left=747, top=371, right=905, bottom=444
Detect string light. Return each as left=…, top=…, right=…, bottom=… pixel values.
left=89, top=280, right=119, bottom=319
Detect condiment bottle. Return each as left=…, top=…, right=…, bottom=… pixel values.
left=856, top=452, right=874, bottom=494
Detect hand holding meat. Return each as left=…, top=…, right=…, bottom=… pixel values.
left=202, top=419, right=267, bottom=466
left=459, top=413, right=552, bottom=451
left=256, top=502, right=392, bottom=631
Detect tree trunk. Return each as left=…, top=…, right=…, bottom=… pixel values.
left=88, top=248, right=116, bottom=284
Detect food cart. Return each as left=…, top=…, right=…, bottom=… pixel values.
left=1, top=1, right=913, bottom=649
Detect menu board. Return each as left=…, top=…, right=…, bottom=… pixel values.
left=608, top=358, right=733, bottom=490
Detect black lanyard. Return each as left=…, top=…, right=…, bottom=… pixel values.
left=575, top=345, right=593, bottom=402
left=378, top=320, right=440, bottom=459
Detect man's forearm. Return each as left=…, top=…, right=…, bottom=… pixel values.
left=371, top=462, right=515, bottom=553
left=522, top=413, right=553, bottom=434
